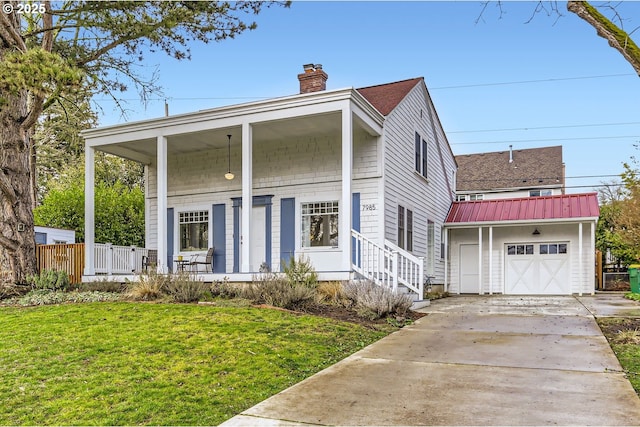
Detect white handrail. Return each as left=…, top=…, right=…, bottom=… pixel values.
left=384, top=239, right=424, bottom=297
left=352, top=230, right=397, bottom=291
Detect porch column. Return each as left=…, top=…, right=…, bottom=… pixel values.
left=443, top=227, right=449, bottom=292
left=157, top=135, right=168, bottom=273
left=578, top=222, right=583, bottom=296
left=241, top=122, right=253, bottom=272
left=478, top=226, right=483, bottom=294
left=84, top=146, right=95, bottom=275
left=488, top=226, right=493, bottom=295
left=341, top=105, right=353, bottom=272
left=590, top=221, right=596, bottom=295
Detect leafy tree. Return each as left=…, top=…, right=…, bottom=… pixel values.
left=34, top=174, right=145, bottom=246
left=611, top=163, right=640, bottom=262
left=0, top=1, right=289, bottom=284
left=34, top=88, right=97, bottom=202
left=596, top=181, right=636, bottom=267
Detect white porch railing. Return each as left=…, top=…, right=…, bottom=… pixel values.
left=95, top=243, right=149, bottom=275
left=352, top=230, right=398, bottom=292
left=351, top=230, right=425, bottom=298
left=384, top=239, right=424, bottom=297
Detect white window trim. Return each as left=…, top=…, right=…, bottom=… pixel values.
left=413, top=130, right=428, bottom=182
left=175, top=205, right=212, bottom=255
left=297, top=194, right=342, bottom=252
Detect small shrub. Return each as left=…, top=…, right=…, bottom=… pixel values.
left=209, top=279, right=242, bottom=299
left=283, top=255, right=318, bottom=289
left=243, top=272, right=315, bottom=310
left=316, top=281, right=346, bottom=305
left=127, top=271, right=169, bottom=301
left=612, top=329, right=640, bottom=345
left=164, top=272, right=208, bottom=303
left=343, top=280, right=413, bottom=320
left=27, top=270, right=70, bottom=291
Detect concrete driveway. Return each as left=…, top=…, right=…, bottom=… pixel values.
left=221, top=294, right=640, bottom=426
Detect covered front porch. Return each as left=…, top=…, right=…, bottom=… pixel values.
left=82, top=88, right=384, bottom=281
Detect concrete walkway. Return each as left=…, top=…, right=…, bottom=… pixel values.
left=220, top=294, right=640, bottom=426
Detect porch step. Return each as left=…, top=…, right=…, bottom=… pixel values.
left=410, top=299, right=431, bottom=310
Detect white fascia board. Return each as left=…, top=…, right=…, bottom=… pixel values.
left=82, top=88, right=383, bottom=146
left=444, top=216, right=599, bottom=229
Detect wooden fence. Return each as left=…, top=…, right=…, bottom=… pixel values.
left=36, top=243, right=85, bottom=284
left=36, top=243, right=149, bottom=284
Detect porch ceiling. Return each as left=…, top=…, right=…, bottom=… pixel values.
left=96, top=111, right=356, bottom=163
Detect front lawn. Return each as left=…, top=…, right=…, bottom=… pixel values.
left=0, top=302, right=392, bottom=425
left=598, top=316, right=640, bottom=394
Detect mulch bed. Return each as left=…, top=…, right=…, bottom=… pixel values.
left=599, top=317, right=640, bottom=337
left=254, top=302, right=426, bottom=329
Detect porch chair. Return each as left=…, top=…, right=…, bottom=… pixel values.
left=142, top=249, right=158, bottom=272
left=189, top=247, right=214, bottom=273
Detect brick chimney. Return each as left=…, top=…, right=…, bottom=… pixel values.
left=297, top=63, right=328, bottom=94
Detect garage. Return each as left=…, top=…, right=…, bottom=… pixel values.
left=444, top=193, right=600, bottom=295
left=505, top=242, right=570, bottom=294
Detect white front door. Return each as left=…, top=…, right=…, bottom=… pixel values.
left=459, top=244, right=479, bottom=293
left=240, top=206, right=267, bottom=272
left=251, top=206, right=266, bottom=271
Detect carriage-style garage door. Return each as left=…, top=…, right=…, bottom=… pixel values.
left=505, top=242, right=570, bottom=294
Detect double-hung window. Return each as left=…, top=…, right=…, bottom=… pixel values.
left=179, top=211, right=209, bottom=252
left=414, top=131, right=428, bottom=179
left=301, top=201, right=339, bottom=247
left=397, top=205, right=413, bottom=251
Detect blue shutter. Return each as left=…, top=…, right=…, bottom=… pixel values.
left=352, top=193, right=360, bottom=264
left=280, top=198, right=295, bottom=271
left=212, top=204, right=226, bottom=273
left=167, top=208, right=174, bottom=272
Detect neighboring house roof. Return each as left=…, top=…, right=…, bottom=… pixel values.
left=357, top=78, right=423, bottom=116
left=445, top=192, right=599, bottom=225
left=455, top=145, right=564, bottom=192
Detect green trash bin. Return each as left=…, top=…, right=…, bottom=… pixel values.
left=629, top=265, right=640, bottom=293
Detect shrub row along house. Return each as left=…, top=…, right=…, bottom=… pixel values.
left=81, top=65, right=599, bottom=297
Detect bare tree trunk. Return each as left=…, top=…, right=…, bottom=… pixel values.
left=567, top=1, right=640, bottom=76
left=0, top=94, right=37, bottom=285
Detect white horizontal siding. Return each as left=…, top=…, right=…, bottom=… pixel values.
left=382, top=83, right=456, bottom=285
left=448, top=222, right=596, bottom=294
left=145, top=132, right=382, bottom=273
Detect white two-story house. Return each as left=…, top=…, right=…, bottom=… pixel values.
left=82, top=65, right=457, bottom=300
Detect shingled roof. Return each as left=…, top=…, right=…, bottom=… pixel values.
left=356, top=78, right=423, bottom=116
left=455, top=146, right=564, bottom=192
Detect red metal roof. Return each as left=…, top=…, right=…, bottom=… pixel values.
left=357, top=78, right=423, bottom=116
left=445, top=193, right=600, bottom=224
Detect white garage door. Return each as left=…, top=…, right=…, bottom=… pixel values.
left=505, top=242, right=570, bottom=295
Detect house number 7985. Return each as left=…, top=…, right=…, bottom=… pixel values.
left=362, top=204, right=377, bottom=211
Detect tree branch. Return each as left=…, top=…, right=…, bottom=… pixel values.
left=0, top=6, right=27, bottom=51
left=41, top=1, right=53, bottom=51
left=567, top=1, right=640, bottom=76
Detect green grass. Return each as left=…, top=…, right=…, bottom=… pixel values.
left=597, top=317, right=640, bottom=394
left=0, top=302, right=392, bottom=425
